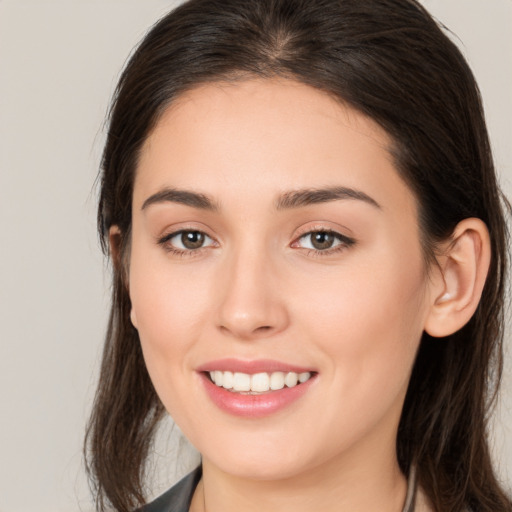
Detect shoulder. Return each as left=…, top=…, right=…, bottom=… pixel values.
left=138, top=466, right=202, bottom=512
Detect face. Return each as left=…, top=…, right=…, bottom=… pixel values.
left=128, top=79, right=435, bottom=481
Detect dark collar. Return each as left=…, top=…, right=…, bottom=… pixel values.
left=139, top=466, right=202, bottom=512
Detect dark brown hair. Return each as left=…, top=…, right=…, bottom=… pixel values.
left=85, top=0, right=511, bottom=510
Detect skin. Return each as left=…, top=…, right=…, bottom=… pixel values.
left=125, top=78, right=480, bottom=512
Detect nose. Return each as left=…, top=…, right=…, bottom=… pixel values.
left=215, top=247, right=289, bottom=340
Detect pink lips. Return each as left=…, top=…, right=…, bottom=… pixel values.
left=196, top=358, right=313, bottom=374
left=196, top=359, right=317, bottom=418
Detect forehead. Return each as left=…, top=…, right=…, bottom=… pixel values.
left=144, top=78, right=393, bottom=158
left=134, top=78, right=416, bottom=219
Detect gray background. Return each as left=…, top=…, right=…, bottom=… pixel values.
left=0, top=1, right=510, bottom=511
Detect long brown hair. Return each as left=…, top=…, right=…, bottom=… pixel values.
left=85, top=1, right=511, bottom=510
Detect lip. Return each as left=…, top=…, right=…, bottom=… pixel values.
left=196, top=358, right=315, bottom=374
left=196, top=359, right=317, bottom=418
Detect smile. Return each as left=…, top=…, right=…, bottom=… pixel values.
left=208, top=370, right=312, bottom=393
left=197, top=360, right=318, bottom=418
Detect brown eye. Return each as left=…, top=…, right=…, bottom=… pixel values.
left=159, top=230, right=215, bottom=252
left=295, top=230, right=355, bottom=253
left=310, top=232, right=336, bottom=250
left=181, top=231, right=205, bottom=249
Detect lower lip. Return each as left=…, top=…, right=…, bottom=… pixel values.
left=199, top=373, right=316, bottom=418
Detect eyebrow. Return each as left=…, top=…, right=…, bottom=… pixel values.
left=141, top=188, right=219, bottom=211
left=141, top=185, right=381, bottom=212
left=275, top=186, right=381, bottom=210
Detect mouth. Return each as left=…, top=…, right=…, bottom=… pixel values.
left=197, top=360, right=318, bottom=418
left=206, top=370, right=314, bottom=394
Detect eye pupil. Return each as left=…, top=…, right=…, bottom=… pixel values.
left=311, top=232, right=335, bottom=250
left=181, top=231, right=205, bottom=249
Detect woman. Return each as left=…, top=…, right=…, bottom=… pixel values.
left=84, top=0, right=511, bottom=511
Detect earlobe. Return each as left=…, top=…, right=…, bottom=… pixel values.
left=130, top=308, right=138, bottom=329
left=424, top=218, right=491, bottom=338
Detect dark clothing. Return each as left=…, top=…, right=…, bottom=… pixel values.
left=140, top=467, right=202, bottom=512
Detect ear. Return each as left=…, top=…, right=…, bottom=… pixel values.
left=109, top=226, right=138, bottom=329
left=424, top=218, right=491, bottom=338
left=108, top=225, right=122, bottom=270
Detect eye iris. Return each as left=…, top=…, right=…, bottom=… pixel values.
left=311, top=232, right=335, bottom=250
left=181, top=231, right=205, bottom=249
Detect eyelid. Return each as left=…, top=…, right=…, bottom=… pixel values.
left=155, top=221, right=216, bottom=242
left=293, top=230, right=354, bottom=246
left=290, top=225, right=356, bottom=254
left=155, top=223, right=355, bottom=257
left=292, top=222, right=354, bottom=241
left=164, top=230, right=215, bottom=247
left=157, top=226, right=219, bottom=256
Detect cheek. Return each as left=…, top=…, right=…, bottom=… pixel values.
left=297, top=247, right=429, bottom=393
left=127, top=243, right=209, bottom=389
left=128, top=258, right=208, bottom=432
left=129, top=233, right=211, bottom=335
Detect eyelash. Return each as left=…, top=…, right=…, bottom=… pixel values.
left=157, top=230, right=217, bottom=258
left=292, top=229, right=356, bottom=257
left=157, top=229, right=356, bottom=257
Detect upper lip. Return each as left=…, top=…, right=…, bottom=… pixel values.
left=196, top=358, right=315, bottom=374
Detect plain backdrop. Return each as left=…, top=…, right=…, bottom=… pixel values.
left=0, top=1, right=510, bottom=511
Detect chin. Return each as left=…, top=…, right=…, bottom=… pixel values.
left=197, top=431, right=324, bottom=482
left=210, top=454, right=312, bottom=482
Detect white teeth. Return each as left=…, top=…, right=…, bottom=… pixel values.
left=233, top=372, right=251, bottom=391
left=214, top=370, right=223, bottom=387
left=299, top=372, right=310, bottom=383
left=270, top=372, right=285, bottom=390
left=285, top=372, right=298, bottom=387
left=222, top=371, right=234, bottom=389
left=251, top=372, right=270, bottom=392
left=209, top=370, right=312, bottom=393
